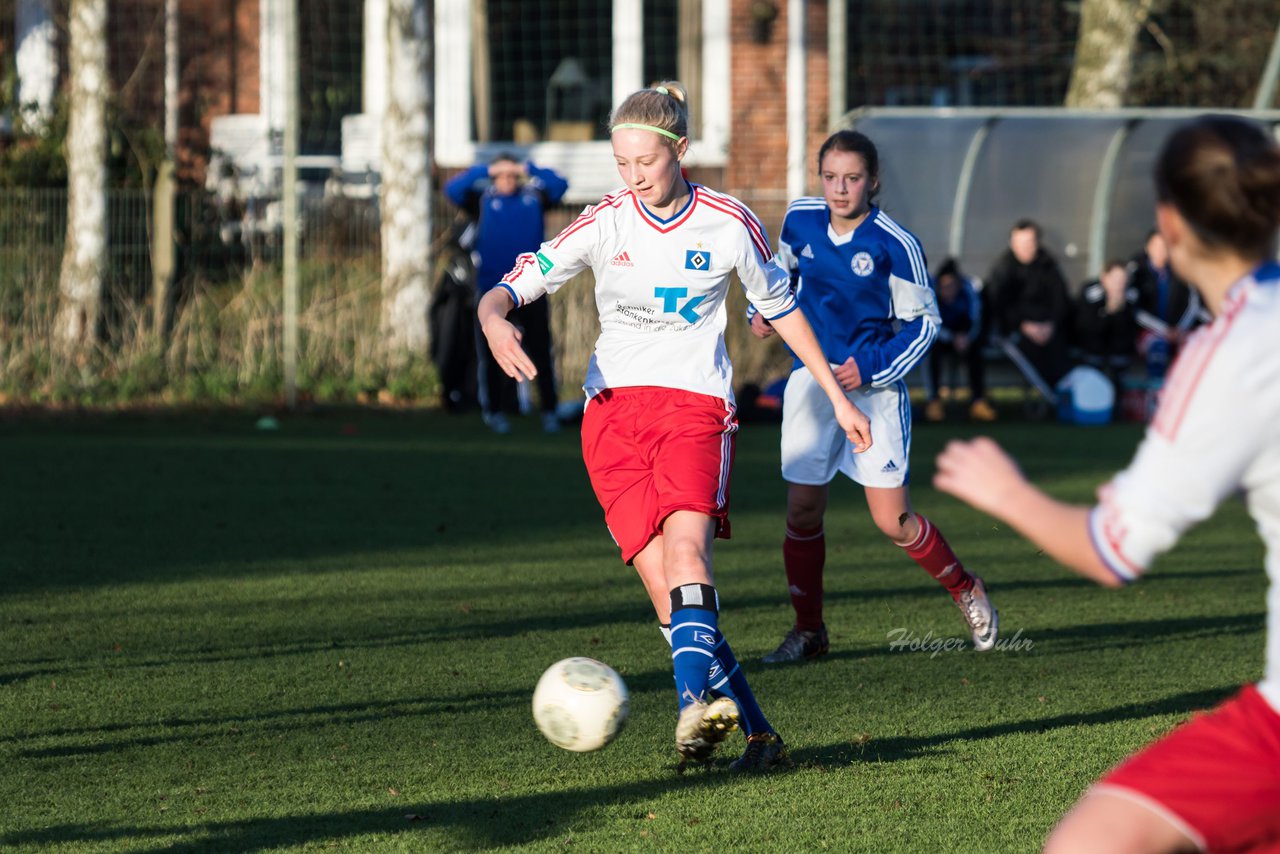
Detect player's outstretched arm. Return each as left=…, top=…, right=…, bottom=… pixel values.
left=767, top=310, right=872, bottom=453
left=933, top=437, right=1122, bottom=588
left=477, top=288, right=537, bottom=381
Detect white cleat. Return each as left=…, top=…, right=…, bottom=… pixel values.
left=958, top=575, right=999, bottom=652
left=675, top=696, right=739, bottom=763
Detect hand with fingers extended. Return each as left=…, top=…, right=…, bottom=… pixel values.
left=482, top=315, right=537, bottom=382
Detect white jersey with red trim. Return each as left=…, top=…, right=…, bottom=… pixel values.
left=1087, top=261, right=1280, bottom=710
left=497, top=183, right=797, bottom=401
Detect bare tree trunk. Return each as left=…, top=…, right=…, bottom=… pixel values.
left=152, top=0, right=179, bottom=339
left=55, top=0, right=109, bottom=356
left=1066, top=0, right=1161, bottom=108
left=379, top=0, right=432, bottom=366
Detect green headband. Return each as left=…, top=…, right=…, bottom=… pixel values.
left=611, top=123, right=682, bottom=142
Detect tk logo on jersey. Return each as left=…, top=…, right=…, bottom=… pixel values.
left=654, top=287, right=706, bottom=323
left=851, top=251, right=875, bottom=277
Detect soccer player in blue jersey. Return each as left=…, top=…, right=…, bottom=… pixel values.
left=750, top=130, right=998, bottom=662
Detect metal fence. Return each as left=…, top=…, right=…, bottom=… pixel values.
left=0, top=186, right=387, bottom=301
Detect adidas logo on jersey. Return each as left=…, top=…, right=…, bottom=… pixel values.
left=611, top=251, right=634, bottom=267
left=881, top=460, right=898, bottom=473
left=801, top=244, right=815, bottom=259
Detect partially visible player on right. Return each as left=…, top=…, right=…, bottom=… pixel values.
left=935, top=115, right=1280, bottom=853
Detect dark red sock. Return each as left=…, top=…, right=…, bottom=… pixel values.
left=901, top=515, right=974, bottom=599
left=783, top=524, right=825, bottom=631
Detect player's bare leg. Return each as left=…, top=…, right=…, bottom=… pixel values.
left=636, top=513, right=739, bottom=767
left=866, top=485, right=998, bottom=651
left=1043, top=790, right=1200, bottom=854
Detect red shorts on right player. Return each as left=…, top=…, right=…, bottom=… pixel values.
left=581, top=386, right=737, bottom=564
left=1093, top=684, right=1280, bottom=852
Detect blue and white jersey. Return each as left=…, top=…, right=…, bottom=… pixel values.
left=769, top=200, right=939, bottom=387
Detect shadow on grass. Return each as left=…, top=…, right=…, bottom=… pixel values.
left=0, top=578, right=1080, bottom=684
left=0, top=683, right=1237, bottom=852
left=0, top=413, right=1158, bottom=597
left=0, top=575, right=1100, bottom=694
left=0, top=416, right=605, bottom=596
left=0, top=766, right=741, bottom=852
left=793, top=610, right=1265, bottom=667
left=792, top=684, right=1239, bottom=767
left=9, top=611, right=1260, bottom=762
left=8, top=684, right=529, bottom=757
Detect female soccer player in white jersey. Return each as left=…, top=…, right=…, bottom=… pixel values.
left=750, top=130, right=998, bottom=663
left=936, top=116, right=1280, bottom=853
left=477, top=82, right=871, bottom=772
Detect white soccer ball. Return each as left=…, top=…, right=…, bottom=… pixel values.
left=532, top=657, right=629, bottom=752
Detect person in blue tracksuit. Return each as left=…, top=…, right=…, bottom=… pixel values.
left=749, top=130, right=999, bottom=663
left=924, top=257, right=996, bottom=422
left=445, top=153, right=569, bottom=433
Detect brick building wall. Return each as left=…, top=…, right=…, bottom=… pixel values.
left=726, top=0, right=831, bottom=239
left=177, top=0, right=259, bottom=184
left=99, top=0, right=258, bottom=185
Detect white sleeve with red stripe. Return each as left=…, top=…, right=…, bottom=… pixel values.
left=699, top=190, right=794, bottom=321
left=1087, top=307, right=1264, bottom=582
left=745, top=238, right=797, bottom=324
left=498, top=200, right=607, bottom=306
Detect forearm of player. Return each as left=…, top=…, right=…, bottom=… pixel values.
left=996, top=488, right=1122, bottom=588
left=767, top=311, right=872, bottom=450
left=477, top=286, right=514, bottom=328
left=767, top=310, right=840, bottom=397
left=934, top=437, right=1121, bottom=588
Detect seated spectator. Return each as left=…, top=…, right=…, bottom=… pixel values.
left=1128, top=229, right=1208, bottom=380
left=924, top=258, right=996, bottom=422
left=986, top=219, right=1073, bottom=389
left=1073, top=259, right=1139, bottom=392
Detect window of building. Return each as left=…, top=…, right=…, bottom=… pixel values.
left=436, top=0, right=728, bottom=200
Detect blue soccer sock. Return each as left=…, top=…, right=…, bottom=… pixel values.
left=669, top=583, right=720, bottom=711
left=710, top=631, right=771, bottom=737
left=660, top=622, right=746, bottom=724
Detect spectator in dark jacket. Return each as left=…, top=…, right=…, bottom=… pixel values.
left=986, top=219, right=1073, bottom=387
left=1128, top=229, right=1208, bottom=380
left=1074, top=259, right=1139, bottom=392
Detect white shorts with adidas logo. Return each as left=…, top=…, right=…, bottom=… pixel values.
left=779, top=365, right=910, bottom=489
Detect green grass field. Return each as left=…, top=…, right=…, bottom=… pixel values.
left=0, top=409, right=1266, bottom=852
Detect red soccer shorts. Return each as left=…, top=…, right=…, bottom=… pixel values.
left=581, top=386, right=737, bottom=564
left=1093, top=684, right=1280, bottom=852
